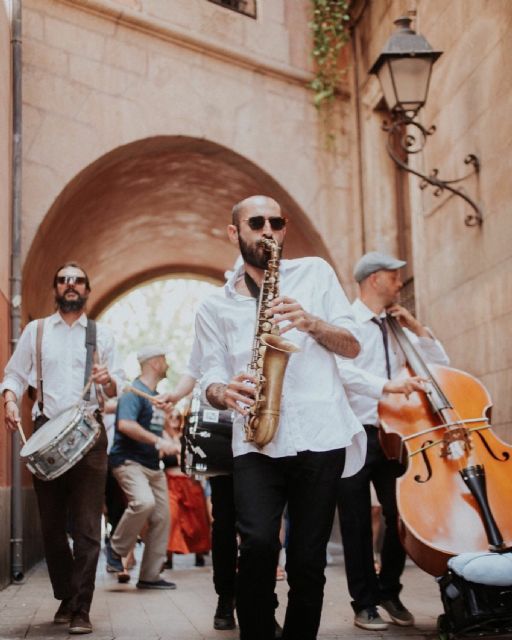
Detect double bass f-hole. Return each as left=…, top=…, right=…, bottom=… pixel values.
left=414, top=439, right=434, bottom=483
left=475, top=430, right=510, bottom=462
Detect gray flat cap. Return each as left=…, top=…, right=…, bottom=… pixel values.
left=353, top=251, right=406, bottom=283
left=137, top=344, right=169, bottom=364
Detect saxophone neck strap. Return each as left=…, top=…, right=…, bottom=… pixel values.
left=244, top=271, right=260, bottom=299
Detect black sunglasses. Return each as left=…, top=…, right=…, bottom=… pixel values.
left=242, top=216, right=287, bottom=231
left=56, top=276, right=87, bottom=285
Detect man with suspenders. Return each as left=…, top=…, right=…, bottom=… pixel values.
left=1, top=262, right=124, bottom=634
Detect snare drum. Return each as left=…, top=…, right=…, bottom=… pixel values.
left=181, top=403, right=234, bottom=477
left=20, top=405, right=101, bottom=481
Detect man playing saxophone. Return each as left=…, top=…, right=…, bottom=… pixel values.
left=194, top=195, right=366, bottom=640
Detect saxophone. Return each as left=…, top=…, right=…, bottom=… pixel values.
left=245, top=238, right=300, bottom=448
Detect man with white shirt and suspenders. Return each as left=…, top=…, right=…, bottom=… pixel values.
left=1, top=262, right=123, bottom=634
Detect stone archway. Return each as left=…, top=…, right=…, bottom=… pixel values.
left=23, top=136, right=333, bottom=319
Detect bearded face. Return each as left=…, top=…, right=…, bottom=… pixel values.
left=237, top=234, right=285, bottom=270
left=55, top=287, right=88, bottom=313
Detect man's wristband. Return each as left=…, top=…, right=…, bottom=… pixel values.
left=3, top=398, right=16, bottom=407
left=154, top=438, right=162, bottom=451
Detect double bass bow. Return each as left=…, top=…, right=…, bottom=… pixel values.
left=378, top=314, right=512, bottom=576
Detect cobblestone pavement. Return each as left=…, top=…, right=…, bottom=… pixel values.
left=0, top=547, right=442, bottom=640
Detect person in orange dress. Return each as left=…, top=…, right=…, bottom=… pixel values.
left=164, top=408, right=210, bottom=567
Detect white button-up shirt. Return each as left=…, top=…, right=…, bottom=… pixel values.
left=185, top=333, right=203, bottom=381
left=337, top=298, right=450, bottom=426
left=1, top=312, right=125, bottom=419
left=196, top=257, right=366, bottom=477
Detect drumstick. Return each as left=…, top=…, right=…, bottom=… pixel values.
left=80, top=376, right=94, bottom=401
left=125, top=385, right=159, bottom=405
left=80, top=363, right=108, bottom=403
left=16, top=420, right=27, bottom=445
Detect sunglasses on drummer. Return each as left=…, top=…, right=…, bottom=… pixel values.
left=56, top=276, right=87, bottom=285
left=242, top=216, right=287, bottom=231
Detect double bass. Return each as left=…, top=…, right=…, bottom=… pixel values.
left=378, top=315, right=512, bottom=576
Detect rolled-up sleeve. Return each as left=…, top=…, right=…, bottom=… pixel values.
left=321, top=261, right=361, bottom=345
left=410, top=329, right=450, bottom=366
left=0, top=322, right=36, bottom=400
left=336, top=358, right=387, bottom=399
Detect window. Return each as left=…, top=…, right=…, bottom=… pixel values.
left=207, top=0, right=257, bottom=19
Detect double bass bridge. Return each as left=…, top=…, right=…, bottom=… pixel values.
left=440, top=426, right=472, bottom=459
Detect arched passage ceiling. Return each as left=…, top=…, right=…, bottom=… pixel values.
left=23, top=136, right=332, bottom=319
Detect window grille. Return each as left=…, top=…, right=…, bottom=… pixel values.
left=207, top=0, right=257, bottom=18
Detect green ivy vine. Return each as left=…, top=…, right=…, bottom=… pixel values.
left=309, top=0, right=350, bottom=108
left=309, top=0, right=351, bottom=147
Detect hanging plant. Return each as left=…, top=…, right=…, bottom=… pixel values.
left=309, top=0, right=351, bottom=146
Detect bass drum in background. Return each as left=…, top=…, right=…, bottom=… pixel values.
left=181, top=402, right=234, bottom=477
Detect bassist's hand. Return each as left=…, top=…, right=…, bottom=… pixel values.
left=386, top=304, right=431, bottom=338
left=383, top=375, right=428, bottom=399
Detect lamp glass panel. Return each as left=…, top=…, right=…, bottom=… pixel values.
left=377, top=61, right=399, bottom=111
left=389, top=57, right=432, bottom=111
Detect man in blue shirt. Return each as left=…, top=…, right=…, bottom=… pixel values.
left=107, top=345, right=179, bottom=589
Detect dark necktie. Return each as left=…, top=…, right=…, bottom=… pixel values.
left=371, top=316, right=391, bottom=379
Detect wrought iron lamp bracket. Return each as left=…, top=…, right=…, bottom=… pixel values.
left=382, top=114, right=483, bottom=227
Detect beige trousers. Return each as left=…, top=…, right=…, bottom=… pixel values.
left=111, top=460, right=170, bottom=582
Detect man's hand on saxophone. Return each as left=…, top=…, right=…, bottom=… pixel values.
left=267, top=296, right=361, bottom=359
left=267, top=295, right=315, bottom=334
left=206, top=372, right=257, bottom=416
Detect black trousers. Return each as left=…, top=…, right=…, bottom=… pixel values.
left=234, top=449, right=346, bottom=640
left=210, top=474, right=238, bottom=598
left=337, top=424, right=406, bottom=613
left=33, top=415, right=108, bottom=613
left=105, top=464, right=126, bottom=536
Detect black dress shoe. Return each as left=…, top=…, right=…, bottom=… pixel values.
left=213, top=594, right=236, bottom=630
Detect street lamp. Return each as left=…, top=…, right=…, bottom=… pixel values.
left=370, top=16, right=483, bottom=226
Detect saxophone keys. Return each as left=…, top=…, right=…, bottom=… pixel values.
left=262, top=321, right=272, bottom=332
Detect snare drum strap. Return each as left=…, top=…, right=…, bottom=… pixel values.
left=35, top=319, right=45, bottom=412
left=84, top=319, right=96, bottom=402
left=85, top=319, right=105, bottom=412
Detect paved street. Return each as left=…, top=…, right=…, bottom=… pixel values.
left=0, top=546, right=443, bottom=640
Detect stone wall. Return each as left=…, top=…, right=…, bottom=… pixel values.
left=21, top=0, right=358, bottom=287
left=350, top=0, right=512, bottom=440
